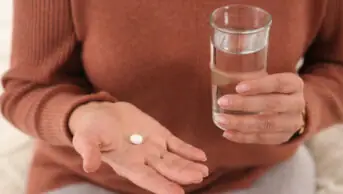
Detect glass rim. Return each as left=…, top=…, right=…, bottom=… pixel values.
left=210, top=4, right=272, bottom=35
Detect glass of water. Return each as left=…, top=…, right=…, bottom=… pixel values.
left=210, top=5, right=272, bottom=128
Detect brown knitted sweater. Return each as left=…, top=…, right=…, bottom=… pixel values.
left=1, top=0, right=343, bottom=193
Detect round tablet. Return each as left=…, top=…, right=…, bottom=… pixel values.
left=130, top=134, right=144, bottom=145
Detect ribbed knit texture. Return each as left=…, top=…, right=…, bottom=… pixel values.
left=0, top=0, right=116, bottom=146
left=0, top=0, right=342, bottom=193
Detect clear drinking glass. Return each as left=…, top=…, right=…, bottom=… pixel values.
left=210, top=5, right=272, bottom=128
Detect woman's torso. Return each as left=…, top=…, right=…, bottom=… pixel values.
left=30, top=0, right=327, bottom=193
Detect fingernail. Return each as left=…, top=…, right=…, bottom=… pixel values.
left=222, top=132, right=232, bottom=139
left=193, top=177, right=203, bottom=184
left=214, top=114, right=228, bottom=124
left=203, top=168, right=209, bottom=177
left=236, top=84, right=250, bottom=93
left=202, top=154, right=207, bottom=162
left=83, top=166, right=90, bottom=173
left=199, top=151, right=207, bottom=162
left=217, top=97, right=231, bottom=106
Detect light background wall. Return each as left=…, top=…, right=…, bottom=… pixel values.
left=0, top=3, right=33, bottom=193
left=0, top=1, right=12, bottom=63
left=0, top=1, right=25, bottom=145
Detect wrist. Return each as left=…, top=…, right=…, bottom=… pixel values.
left=68, top=101, right=113, bottom=135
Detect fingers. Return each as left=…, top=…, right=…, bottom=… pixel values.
left=236, top=73, right=304, bottom=95
left=72, top=133, right=102, bottom=173
left=133, top=166, right=185, bottom=194
left=217, top=112, right=304, bottom=144
left=106, top=161, right=185, bottom=194
left=218, top=93, right=305, bottom=113
left=166, top=136, right=207, bottom=162
left=145, top=152, right=209, bottom=185
left=214, top=113, right=303, bottom=133
left=223, top=130, right=293, bottom=145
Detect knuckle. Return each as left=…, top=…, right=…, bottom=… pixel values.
left=257, top=116, right=275, bottom=131
left=262, top=118, right=275, bottom=130
left=243, top=117, right=257, bottom=131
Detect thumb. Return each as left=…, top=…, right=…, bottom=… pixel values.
left=72, top=133, right=102, bottom=173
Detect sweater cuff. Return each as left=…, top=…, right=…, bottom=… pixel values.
left=39, top=91, right=117, bottom=146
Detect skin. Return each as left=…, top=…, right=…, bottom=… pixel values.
left=69, top=102, right=209, bottom=194
left=68, top=72, right=304, bottom=193
left=215, top=73, right=306, bottom=144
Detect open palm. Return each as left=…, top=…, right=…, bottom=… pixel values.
left=70, top=102, right=208, bottom=194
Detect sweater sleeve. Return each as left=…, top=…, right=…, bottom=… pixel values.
left=299, top=0, right=343, bottom=137
left=0, top=0, right=116, bottom=146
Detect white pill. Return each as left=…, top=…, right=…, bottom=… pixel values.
left=130, top=134, right=144, bottom=145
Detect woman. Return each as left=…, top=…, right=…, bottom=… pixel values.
left=1, top=0, right=342, bottom=194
